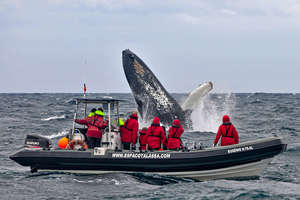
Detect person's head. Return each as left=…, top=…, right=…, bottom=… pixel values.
left=131, top=111, right=138, bottom=118
left=95, top=110, right=105, bottom=117
left=97, top=107, right=103, bottom=112
left=88, top=108, right=96, bottom=117
left=172, top=119, right=181, bottom=126
left=88, top=112, right=95, bottom=117
left=152, top=117, right=160, bottom=125
left=222, top=115, right=230, bottom=123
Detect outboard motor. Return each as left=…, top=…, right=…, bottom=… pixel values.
left=24, top=134, right=52, bottom=149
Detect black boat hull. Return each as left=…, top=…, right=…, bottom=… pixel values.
left=10, top=137, right=286, bottom=180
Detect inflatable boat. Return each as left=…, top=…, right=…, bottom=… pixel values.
left=10, top=98, right=287, bottom=181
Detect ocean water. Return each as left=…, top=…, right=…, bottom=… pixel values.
left=0, top=93, right=299, bottom=200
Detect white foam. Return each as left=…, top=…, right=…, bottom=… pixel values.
left=41, top=115, right=66, bottom=121
left=139, top=118, right=151, bottom=130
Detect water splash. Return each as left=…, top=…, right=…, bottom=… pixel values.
left=191, top=93, right=236, bottom=132
left=138, top=96, right=152, bottom=129
left=46, top=130, right=69, bottom=139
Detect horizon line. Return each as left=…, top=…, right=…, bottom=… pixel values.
left=0, top=92, right=299, bottom=95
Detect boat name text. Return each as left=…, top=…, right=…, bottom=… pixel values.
left=26, top=141, right=39, bottom=145
left=227, top=146, right=253, bottom=154
left=112, top=153, right=171, bottom=159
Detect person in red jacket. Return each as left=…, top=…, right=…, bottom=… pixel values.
left=121, top=111, right=139, bottom=150
left=167, top=119, right=184, bottom=150
left=145, top=117, right=167, bottom=151
left=214, top=115, right=239, bottom=147
left=139, top=127, right=148, bottom=151
left=75, top=110, right=107, bottom=149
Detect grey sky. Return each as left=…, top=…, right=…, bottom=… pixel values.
left=1, top=0, right=299, bottom=93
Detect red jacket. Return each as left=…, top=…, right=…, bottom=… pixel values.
left=121, top=113, right=139, bottom=144
left=214, top=115, right=239, bottom=146
left=139, top=128, right=148, bottom=150
left=167, top=119, right=184, bottom=150
left=75, top=115, right=107, bottom=139
left=145, top=117, right=167, bottom=149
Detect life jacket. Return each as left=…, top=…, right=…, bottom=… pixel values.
left=145, top=117, right=166, bottom=149
left=124, top=119, right=133, bottom=131
left=147, top=124, right=166, bottom=149
left=75, top=116, right=107, bottom=139
left=221, top=122, right=234, bottom=138
left=214, top=115, right=239, bottom=146
left=150, top=124, right=160, bottom=135
left=86, top=116, right=106, bottom=130
left=167, top=123, right=184, bottom=150
left=169, top=125, right=180, bottom=139
left=139, top=129, right=148, bottom=150
left=121, top=114, right=138, bottom=144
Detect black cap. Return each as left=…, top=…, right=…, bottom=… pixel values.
left=97, top=107, right=103, bottom=112
left=91, top=108, right=96, bottom=112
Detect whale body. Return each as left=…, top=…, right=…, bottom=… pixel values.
left=122, top=49, right=212, bottom=129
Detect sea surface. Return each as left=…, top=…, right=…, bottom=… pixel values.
left=0, top=93, right=299, bottom=200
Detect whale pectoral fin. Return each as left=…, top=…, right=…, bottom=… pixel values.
left=135, top=98, right=144, bottom=117
left=135, top=95, right=152, bottom=120
left=181, top=81, right=213, bottom=111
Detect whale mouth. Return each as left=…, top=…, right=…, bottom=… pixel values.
left=122, top=49, right=135, bottom=61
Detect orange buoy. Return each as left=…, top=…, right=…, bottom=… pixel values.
left=58, top=137, right=69, bottom=149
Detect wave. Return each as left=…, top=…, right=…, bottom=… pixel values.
left=212, top=179, right=300, bottom=196
left=250, top=99, right=263, bottom=104
left=46, top=130, right=69, bottom=139
left=41, top=115, right=66, bottom=121
left=280, top=126, right=297, bottom=132
left=66, top=99, right=76, bottom=105
left=273, top=105, right=292, bottom=114
left=286, top=143, right=300, bottom=153
left=130, top=173, right=192, bottom=185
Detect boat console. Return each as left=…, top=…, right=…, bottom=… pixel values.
left=72, top=97, right=124, bottom=150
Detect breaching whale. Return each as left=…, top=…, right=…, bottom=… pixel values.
left=122, top=49, right=213, bottom=129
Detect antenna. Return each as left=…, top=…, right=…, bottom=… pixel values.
left=83, top=83, right=87, bottom=98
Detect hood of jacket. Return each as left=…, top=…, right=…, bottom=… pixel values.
left=131, top=113, right=138, bottom=119
left=152, top=117, right=160, bottom=125
left=222, top=115, right=230, bottom=123
left=172, top=119, right=181, bottom=126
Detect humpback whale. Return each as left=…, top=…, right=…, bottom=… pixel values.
left=122, top=49, right=213, bottom=129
